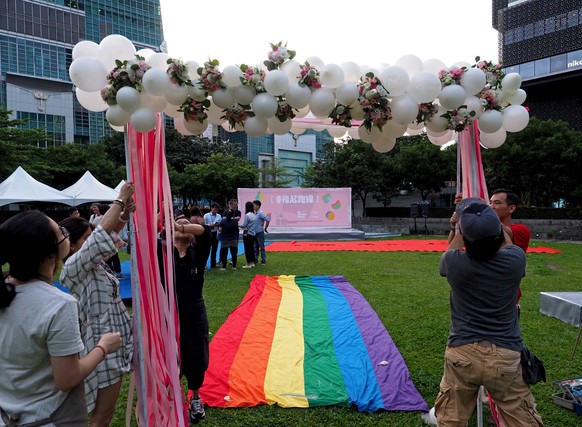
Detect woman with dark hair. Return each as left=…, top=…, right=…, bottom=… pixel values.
left=0, top=211, right=121, bottom=425
left=218, top=209, right=239, bottom=270
left=240, top=201, right=257, bottom=268
left=59, top=182, right=135, bottom=427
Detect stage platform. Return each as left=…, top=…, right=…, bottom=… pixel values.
left=265, top=227, right=366, bottom=242
left=540, top=292, right=582, bottom=327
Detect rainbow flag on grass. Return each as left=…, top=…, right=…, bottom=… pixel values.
left=200, top=275, right=428, bottom=412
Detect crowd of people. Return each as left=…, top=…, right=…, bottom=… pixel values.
left=1, top=186, right=543, bottom=426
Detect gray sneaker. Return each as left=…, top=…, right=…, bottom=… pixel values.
left=188, top=396, right=205, bottom=424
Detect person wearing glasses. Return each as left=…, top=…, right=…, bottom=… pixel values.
left=59, top=182, right=135, bottom=427
left=0, top=211, right=121, bottom=425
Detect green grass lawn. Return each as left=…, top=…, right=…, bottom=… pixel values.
left=112, top=239, right=582, bottom=426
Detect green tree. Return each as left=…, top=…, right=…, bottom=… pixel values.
left=482, top=117, right=582, bottom=207
left=0, top=105, right=49, bottom=146
left=260, top=157, right=296, bottom=188
left=392, top=135, right=456, bottom=201
left=183, top=153, right=258, bottom=207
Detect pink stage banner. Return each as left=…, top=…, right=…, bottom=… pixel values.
left=237, top=188, right=352, bottom=229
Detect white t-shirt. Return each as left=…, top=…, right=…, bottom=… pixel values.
left=0, top=281, right=84, bottom=425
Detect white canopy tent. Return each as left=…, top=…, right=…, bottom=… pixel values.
left=114, top=180, right=125, bottom=193
left=62, top=171, right=119, bottom=205
left=0, top=166, right=75, bottom=207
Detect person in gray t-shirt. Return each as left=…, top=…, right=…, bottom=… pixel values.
left=434, top=200, right=543, bottom=427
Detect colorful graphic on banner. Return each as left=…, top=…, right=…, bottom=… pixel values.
left=237, top=188, right=352, bottom=228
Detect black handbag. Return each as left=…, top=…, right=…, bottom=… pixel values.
left=520, top=346, right=546, bottom=385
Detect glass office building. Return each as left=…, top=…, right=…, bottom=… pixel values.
left=493, top=0, right=582, bottom=130
left=0, top=0, right=164, bottom=145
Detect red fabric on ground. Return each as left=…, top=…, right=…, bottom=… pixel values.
left=266, top=240, right=561, bottom=254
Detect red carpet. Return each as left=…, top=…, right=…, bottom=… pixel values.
left=266, top=240, right=561, bottom=254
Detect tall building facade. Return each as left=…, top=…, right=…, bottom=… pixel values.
left=492, top=0, right=582, bottom=130
left=0, top=0, right=164, bottom=146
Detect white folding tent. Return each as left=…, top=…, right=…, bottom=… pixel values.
left=61, top=171, right=119, bottom=205
left=0, top=166, right=75, bottom=207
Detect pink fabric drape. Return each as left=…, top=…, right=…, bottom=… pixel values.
left=458, top=121, right=488, bottom=201
left=127, top=115, right=186, bottom=426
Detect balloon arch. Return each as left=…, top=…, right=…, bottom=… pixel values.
left=68, top=35, right=529, bottom=426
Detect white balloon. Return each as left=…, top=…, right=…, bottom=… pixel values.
left=423, top=58, right=446, bottom=74
left=165, top=83, right=189, bottom=106
left=69, top=57, right=108, bottom=92
left=116, top=86, right=142, bottom=113
left=294, top=105, right=310, bottom=118
left=395, top=54, right=423, bottom=77
left=285, top=83, right=311, bottom=109
left=305, top=56, right=324, bottom=69
left=478, top=109, right=504, bottom=133
left=251, top=93, right=278, bottom=119
left=106, top=104, right=131, bottom=127
left=480, top=127, right=507, bottom=148
left=406, top=125, right=425, bottom=136
left=148, top=53, right=171, bottom=70
left=211, top=88, right=235, bottom=109
left=320, top=64, right=344, bottom=89
left=438, top=85, right=467, bottom=110
left=407, top=72, right=441, bottom=103
left=130, top=108, right=157, bottom=133
left=327, top=127, right=348, bottom=138
left=264, top=70, right=289, bottom=96
left=136, top=48, right=156, bottom=61
left=309, top=88, right=336, bottom=118
left=460, top=68, right=487, bottom=96
left=465, top=95, right=484, bottom=118
left=347, top=126, right=360, bottom=139
left=72, top=40, right=100, bottom=60
left=186, top=60, right=201, bottom=81
left=358, top=125, right=382, bottom=143
left=341, top=61, right=362, bottom=83
left=173, top=116, right=192, bottom=136
left=425, top=106, right=449, bottom=132
left=109, top=124, right=125, bottom=133
left=502, top=104, right=529, bottom=132
left=508, top=89, right=527, bottom=105
left=75, top=88, right=108, bottom=112
left=335, top=82, right=359, bottom=106
left=98, top=35, right=136, bottom=70
left=290, top=127, right=306, bottom=135
left=268, top=117, right=293, bottom=135
left=142, top=68, right=171, bottom=96
left=390, top=94, right=419, bottom=125
left=141, top=93, right=168, bottom=112
left=428, top=130, right=454, bottom=146
left=221, top=122, right=238, bottom=133
left=372, top=135, right=396, bottom=152
left=162, top=102, right=182, bottom=118
left=452, top=61, right=471, bottom=69
left=382, top=120, right=407, bottom=138
left=184, top=118, right=209, bottom=135
left=379, top=66, right=410, bottom=97
left=501, top=72, right=522, bottom=94
left=207, top=103, right=226, bottom=125
left=349, top=101, right=365, bottom=121
left=234, top=85, right=256, bottom=106
left=244, top=116, right=268, bottom=137
left=188, top=83, right=207, bottom=102
left=222, top=65, right=242, bottom=87
left=281, top=60, right=302, bottom=82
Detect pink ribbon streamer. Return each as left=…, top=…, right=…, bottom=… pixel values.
left=127, top=115, right=186, bottom=426
left=458, top=121, right=488, bottom=200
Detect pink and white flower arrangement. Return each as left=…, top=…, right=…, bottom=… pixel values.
left=240, top=64, right=266, bottom=93
left=438, top=67, right=465, bottom=86
left=101, top=55, right=150, bottom=105
left=222, top=104, right=252, bottom=128
left=416, top=102, right=438, bottom=124
left=197, top=59, right=225, bottom=93
left=479, top=88, right=502, bottom=111
left=474, top=57, right=504, bottom=87
left=167, top=58, right=192, bottom=86
left=275, top=99, right=296, bottom=122
left=329, top=104, right=353, bottom=127
left=264, top=41, right=296, bottom=71
left=357, top=73, right=391, bottom=131
left=179, top=97, right=211, bottom=123
left=298, top=62, right=322, bottom=91
left=442, top=107, right=476, bottom=132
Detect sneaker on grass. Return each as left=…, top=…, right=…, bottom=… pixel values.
left=188, top=396, right=205, bottom=424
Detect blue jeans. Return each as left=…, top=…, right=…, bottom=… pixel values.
left=253, top=231, right=266, bottom=264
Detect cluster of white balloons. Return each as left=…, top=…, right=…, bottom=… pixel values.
left=69, top=35, right=529, bottom=152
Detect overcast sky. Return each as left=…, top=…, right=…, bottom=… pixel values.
left=159, top=0, right=500, bottom=69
